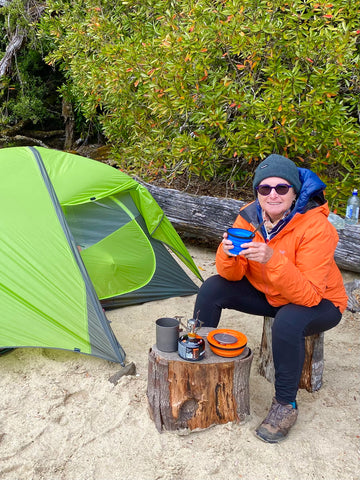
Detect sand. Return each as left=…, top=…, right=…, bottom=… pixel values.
left=0, top=245, right=359, bottom=480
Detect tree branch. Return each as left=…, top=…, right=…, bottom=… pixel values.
left=0, top=26, right=25, bottom=78
left=0, top=0, right=46, bottom=79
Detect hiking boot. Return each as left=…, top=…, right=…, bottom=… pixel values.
left=255, top=397, right=298, bottom=444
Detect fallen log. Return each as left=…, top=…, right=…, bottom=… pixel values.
left=345, top=280, right=360, bottom=313
left=141, top=181, right=360, bottom=274
left=141, top=181, right=245, bottom=245
left=335, top=227, right=360, bottom=274
left=0, top=134, right=49, bottom=148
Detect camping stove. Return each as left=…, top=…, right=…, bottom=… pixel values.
left=177, top=318, right=205, bottom=362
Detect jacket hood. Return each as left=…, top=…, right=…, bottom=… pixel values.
left=296, top=168, right=327, bottom=214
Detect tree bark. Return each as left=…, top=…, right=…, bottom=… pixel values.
left=62, top=99, right=75, bottom=150
left=141, top=180, right=245, bottom=244
left=0, top=134, right=49, bottom=148
left=0, top=26, right=25, bottom=78
left=259, top=316, right=324, bottom=393
left=0, top=1, right=46, bottom=79
left=141, top=181, right=360, bottom=274
left=345, top=279, right=360, bottom=312
left=147, top=328, right=253, bottom=432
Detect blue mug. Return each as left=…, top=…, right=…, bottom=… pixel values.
left=227, top=228, right=254, bottom=255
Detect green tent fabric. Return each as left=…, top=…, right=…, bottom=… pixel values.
left=0, top=146, right=202, bottom=364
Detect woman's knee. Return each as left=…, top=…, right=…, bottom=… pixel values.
left=272, top=300, right=342, bottom=341
left=272, top=306, right=304, bottom=343
left=197, top=275, right=226, bottom=300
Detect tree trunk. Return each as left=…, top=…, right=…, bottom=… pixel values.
left=147, top=328, right=253, bottom=432
left=62, top=99, right=75, bottom=150
left=259, top=316, right=324, bottom=393
left=142, top=181, right=360, bottom=274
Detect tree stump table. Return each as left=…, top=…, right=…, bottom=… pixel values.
left=147, top=327, right=253, bottom=433
left=259, top=316, right=324, bottom=392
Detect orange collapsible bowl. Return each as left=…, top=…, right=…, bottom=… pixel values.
left=207, top=329, right=247, bottom=358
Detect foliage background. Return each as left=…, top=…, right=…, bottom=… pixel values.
left=0, top=0, right=63, bottom=129
left=3, top=0, right=360, bottom=212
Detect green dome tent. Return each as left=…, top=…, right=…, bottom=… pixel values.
left=0, top=146, right=202, bottom=364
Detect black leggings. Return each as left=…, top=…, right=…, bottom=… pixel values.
left=193, top=275, right=342, bottom=404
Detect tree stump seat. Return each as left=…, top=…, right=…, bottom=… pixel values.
left=259, top=316, right=324, bottom=393
left=147, top=327, right=253, bottom=433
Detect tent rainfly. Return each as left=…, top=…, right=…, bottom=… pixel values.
left=0, top=146, right=202, bottom=364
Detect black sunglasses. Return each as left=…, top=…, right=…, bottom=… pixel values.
left=256, top=184, right=294, bottom=196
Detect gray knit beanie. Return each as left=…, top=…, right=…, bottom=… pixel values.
left=253, top=154, right=302, bottom=194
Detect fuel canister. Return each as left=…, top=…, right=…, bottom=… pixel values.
left=178, top=319, right=205, bottom=361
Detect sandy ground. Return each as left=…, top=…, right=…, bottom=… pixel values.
left=0, top=245, right=359, bottom=480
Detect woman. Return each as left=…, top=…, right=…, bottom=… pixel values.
left=193, top=154, right=348, bottom=444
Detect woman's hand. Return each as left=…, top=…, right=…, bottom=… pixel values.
left=221, top=232, right=238, bottom=256
left=240, top=242, right=273, bottom=263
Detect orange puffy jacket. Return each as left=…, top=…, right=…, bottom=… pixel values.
left=216, top=200, right=348, bottom=313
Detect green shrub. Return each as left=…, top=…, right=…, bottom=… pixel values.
left=39, top=0, right=360, bottom=213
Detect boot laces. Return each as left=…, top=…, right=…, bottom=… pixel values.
left=264, top=401, right=292, bottom=428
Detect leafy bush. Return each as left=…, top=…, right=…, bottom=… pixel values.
left=39, top=0, right=360, bottom=212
